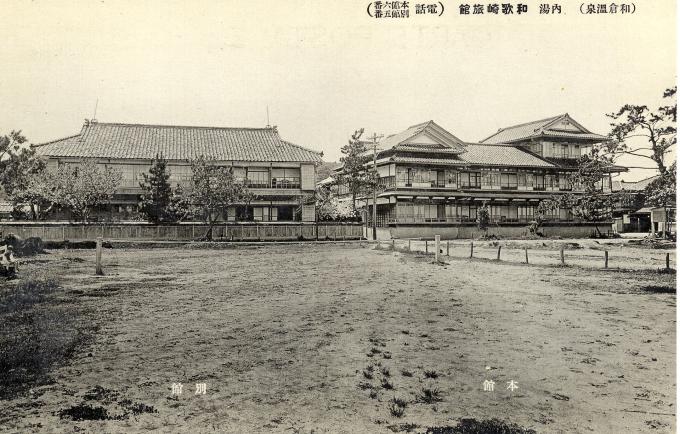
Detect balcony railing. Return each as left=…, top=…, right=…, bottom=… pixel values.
left=271, top=177, right=301, bottom=189
left=245, top=177, right=301, bottom=189
left=379, top=176, right=396, bottom=189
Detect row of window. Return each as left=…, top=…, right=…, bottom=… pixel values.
left=107, top=165, right=302, bottom=189
left=528, top=142, right=585, bottom=159
left=226, top=205, right=297, bottom=221
left=394, top=202, right=574, bottom=222
left=390, top=167, right=611, bottom=191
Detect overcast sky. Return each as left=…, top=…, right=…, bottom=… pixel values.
left=0, top=0, right=676, bottom=181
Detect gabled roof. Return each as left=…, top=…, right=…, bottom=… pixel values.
left=389, top=144, right=556, bottom=168
left=480, top=113, right=607, bottom=145
left=33, top=121, right=322, bottom=163
left=377, top=120, right=466, bottom=154
left=617, top=175, right=659, bottom=191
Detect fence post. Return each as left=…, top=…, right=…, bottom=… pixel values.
left=470, top=241, right=474, bottom=258
left=435, top=235, right=440, bottom=262
left=256, top=225, right=260, bottom=241
left=604, top=250, right=609, bottom=269
left=666, top=253, right=671, bottom=270
left=425, top=240, right=429, bottom=253
left=95, top=237, right=103, bottom=275
left=408, top=239, right=411, bottom=252
left=560, top=246, right=565, bottom=266
left=497, top=245, right=502, bottom=261
left=446, top=240, right=450, bottom=256
left=524, top=247, right=529, bottom=264
left=392, top=239, right=395, bottom=250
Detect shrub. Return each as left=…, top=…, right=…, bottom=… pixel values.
left=389, top=397, right=407, bottom=417
left=424, top=370, right=439, bottom=379
left=381, top=378, right=394, bottom=390
left=417, top=387, right=443, bottom=404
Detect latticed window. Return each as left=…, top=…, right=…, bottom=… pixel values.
left=460, top=172, right=481, bottom=188
left=534, top=174, right=545, bottom=190
left=271, top=168, right=301, bottom=188
left=500, top=173, right=518, bottom=189
left=518, top=205, right=535, bottom=222
left=246, top=168, right=270, bottom=188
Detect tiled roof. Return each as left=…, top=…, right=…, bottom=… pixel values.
left=480, top=114, right=607, bottom=144
left=393, top=145, right=462, bottom=154
left=620, top=175, right=659, bottom=191
left=391, top=157, right=467, bottom=166
left=392, top=144, right=555, bottom=168
left=461, top=144, right=555, bottom=167
left=377, top=120, right=466, bottom=153
left=34, top=122, right=322, bottom=163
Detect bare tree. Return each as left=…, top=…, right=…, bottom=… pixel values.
left=184, top=156, right=254, bottom=240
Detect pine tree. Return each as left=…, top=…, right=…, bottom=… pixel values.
left=338, top=128, right=380, bottom=216
left=139, top=154, right=177, bottom=224
left=477, top=201, right=491, bottom=237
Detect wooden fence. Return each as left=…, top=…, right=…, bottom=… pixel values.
left=0, top=223, right=363, bottom=242
left=378, top=238, right=675, bottom=272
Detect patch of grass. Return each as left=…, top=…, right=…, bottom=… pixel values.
left=388, top=397, right=407, bottom=417
left=388, top=422, right=420, bottom=433
left=367, top=347, right=382, bottom=357
left=423, top=369, right=439, bottom=379
left=369, top=389, right=379, bottom=400
left=381, top=366, right=391, bottom=377
left=58, top=404, right=115, bottom=421
left=362, top=369, right=374, bottom=380
left=0, top=272, right=59, bottom=315
left=640, top=285, right=676, bottom=294
left=358, top=382, right=373, bottom=391
left=0, top=272, right=92, bottom=400
left=381, top=378, right=394, bottom=390
left=416, top=387, right=443, bottom=404
left=401, top=369, right=413, bottom=377
left=118, top=399, right=158, bottom=416
left=425, top=417, right=537, bottom=433
left=383, top=351, right=392, bottom=359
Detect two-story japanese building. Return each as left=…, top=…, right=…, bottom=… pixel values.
left=329, top=115, right=621, bottom=239
left=33, top=120, right=322, bottom=222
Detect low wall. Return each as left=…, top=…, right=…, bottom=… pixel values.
left=0, top=223, right=363, bottom=242
left=379, top=222, right=613, bottom=240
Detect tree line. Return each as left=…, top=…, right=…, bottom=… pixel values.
left=0, top=144, right=254, bottom=239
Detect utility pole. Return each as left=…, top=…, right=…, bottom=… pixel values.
left=364, top=132, right=383, bottom=241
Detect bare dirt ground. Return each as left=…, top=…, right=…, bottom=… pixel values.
left=0, top=243, right=676, bottom=433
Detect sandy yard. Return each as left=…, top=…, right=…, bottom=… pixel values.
left=0, top=243, right=676, bottom=433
